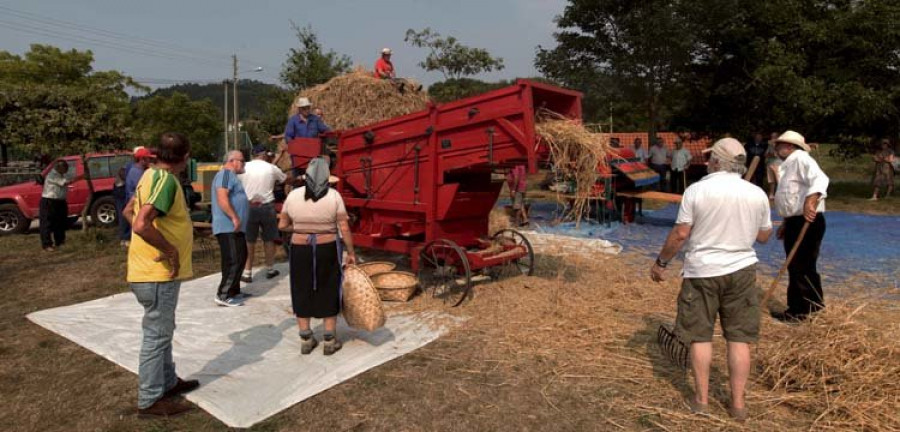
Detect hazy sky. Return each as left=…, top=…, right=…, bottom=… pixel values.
left=0, top=0, right=568, bottom=91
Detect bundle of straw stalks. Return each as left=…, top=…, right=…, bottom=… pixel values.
left=757, top=302, right=900, bottom=431
left=535, top=109, right=611, bottom=226
left=294, top=67, right=429, bottom=131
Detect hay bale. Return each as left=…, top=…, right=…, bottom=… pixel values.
left=489, top=207, right=512, bottom=234
left=535, top=109, right=611, bottom=226
left=295, top=67, right=429, bottom=131
left=757, top=302, right=900, bottom=430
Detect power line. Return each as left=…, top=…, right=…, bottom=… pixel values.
left=0, top=20, right=230, bottom=68
left=0, top=5, right=283, bottom=83
left=0, top=5, right=233, bottom=66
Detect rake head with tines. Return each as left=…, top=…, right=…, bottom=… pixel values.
left=657, top=324, right=690, bottom=370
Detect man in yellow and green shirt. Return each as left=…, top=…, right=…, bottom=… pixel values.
left=123, top=132, right=198, bottom=417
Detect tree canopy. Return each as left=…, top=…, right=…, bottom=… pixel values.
left=0, top=45, right=143, bottom=161
left=538, top=0, right=900, bottom=150
left=405, top=28, right=505, bottom=81
left=280, top=23, right=352, bottom=91
left=132, top=92, right=221, bottom=161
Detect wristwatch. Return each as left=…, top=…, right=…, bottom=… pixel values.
left=655, top=257, right=669, bottom=268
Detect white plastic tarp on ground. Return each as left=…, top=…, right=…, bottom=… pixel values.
left=26, top=263, right=459, bottom=428
left=523, top=231, right=622, bottom=256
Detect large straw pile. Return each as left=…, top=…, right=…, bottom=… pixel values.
left=757, top=301, right=900, bottom=430
left=295, top=67, right=429, bottom=130
left=535, top=109, right=611, bottom=226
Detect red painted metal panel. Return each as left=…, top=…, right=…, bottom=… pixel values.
left=291, top=79, right=584, bottom=269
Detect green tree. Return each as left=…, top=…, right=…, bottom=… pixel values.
left=0, top=45, right=143, bottom=162
left=676, top=0, right=900, bottom=151
left=405, top=28, right=505, bottom=81
left=280, top=22, right=352, bottom=91
left=132, top=92, right=221, bottom=161
left=535, top=0, right=693, bottom=136
left=427, top=78, right=511, bottom=103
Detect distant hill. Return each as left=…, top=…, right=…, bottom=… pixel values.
left=139, top=80, right=286, bottom=118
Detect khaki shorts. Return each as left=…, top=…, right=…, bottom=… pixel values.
left=675, top=264, right=759, bottom=343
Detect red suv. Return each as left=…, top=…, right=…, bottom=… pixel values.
left=0, top=152, right=132, bottom=235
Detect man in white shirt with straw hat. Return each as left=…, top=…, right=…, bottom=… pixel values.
left=771, top=130, right=829, bottom=322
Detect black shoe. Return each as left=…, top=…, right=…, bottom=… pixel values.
left=240, top=274, right=252, bottom=283
left=164, top=377, right=200, bottom=398
left=771, top=310, right=805, bottom=323
left=265, top=269, right=280, bottom=279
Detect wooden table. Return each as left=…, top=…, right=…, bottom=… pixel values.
left=616, top=190, right=683, bottom=223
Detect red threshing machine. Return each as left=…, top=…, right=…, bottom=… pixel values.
left=287, top=79, right=583, bottom=306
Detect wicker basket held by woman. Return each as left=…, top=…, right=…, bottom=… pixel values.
left=342, top=265, right=386, bottom=331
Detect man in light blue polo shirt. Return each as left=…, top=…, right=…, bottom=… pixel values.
left=211, top=150, right=250, bottom=307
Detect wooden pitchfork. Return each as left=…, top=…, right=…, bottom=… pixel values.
left=655, top=156, right=764, bottom=370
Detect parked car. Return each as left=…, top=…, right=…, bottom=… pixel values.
left=0, top=152, right=133, bottom=235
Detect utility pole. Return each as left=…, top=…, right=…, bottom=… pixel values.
left=223, top=80, right=229, bottom=154
left=232, top=54, right=239, bottom=154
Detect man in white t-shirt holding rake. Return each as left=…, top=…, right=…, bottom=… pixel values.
left=651, top=138, right=773, bottom=422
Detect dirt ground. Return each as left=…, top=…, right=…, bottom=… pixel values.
left=1, top=221, right=897, bottom=431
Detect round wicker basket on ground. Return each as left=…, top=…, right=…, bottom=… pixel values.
left=370, top=271, right=419, bottom=302
left=358, top=261, right=397, bottom=276
left=342, top=265, right=386, bottom=331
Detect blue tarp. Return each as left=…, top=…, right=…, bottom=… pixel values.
left=518, top=201, right=900, bottom=295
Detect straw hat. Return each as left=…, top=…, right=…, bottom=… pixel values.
left=294, top=97, right=312, bottom=108
left=775, top=130, right=811, bottom=152
left=381, top=48, right=392, bottom=55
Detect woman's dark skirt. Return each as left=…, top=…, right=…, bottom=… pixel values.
left=290, top=242, right=341, bottom=318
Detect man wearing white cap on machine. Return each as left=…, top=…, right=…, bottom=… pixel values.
left=284, top=97, right=330, bottom=143
left=374, top=48, right=422, bottom=92
left=771, top=130, right=829, bottom=322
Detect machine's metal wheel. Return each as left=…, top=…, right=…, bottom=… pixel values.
left=418, top=239, right=472, bottom=307
left=489, top=229, right=535, bottom=279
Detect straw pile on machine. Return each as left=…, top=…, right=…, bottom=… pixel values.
left=535, top=109, right=611, bottom=225
left=295, top=67, right=429, bottom=130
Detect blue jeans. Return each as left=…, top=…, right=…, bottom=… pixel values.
left=131, top=281, right=181, bottom=408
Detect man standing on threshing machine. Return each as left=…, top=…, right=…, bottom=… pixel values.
left=650, top=138, right=772, bottom=422
left=284, top=97, right=330, bottom=143
left=240, top=145, right=287, bottom=283
left=211, top=150, right=250, bottom=307
left=771, top=130, right=829, bottom=322
left=123, top=132, right=199, bottom=417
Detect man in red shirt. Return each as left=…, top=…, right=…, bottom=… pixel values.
left=506, top=165, right=529, bottom=226
left=374, top=48, right=395, bottom=79
left=374, top=48, right=422, bottom=92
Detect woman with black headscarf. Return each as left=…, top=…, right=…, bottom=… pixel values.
left=278, top=157, right=356, bottom=355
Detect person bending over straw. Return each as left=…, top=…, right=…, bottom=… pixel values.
left=650, top=138, right=773, bottom=422
left=278, top=157, right=356, bottom=355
